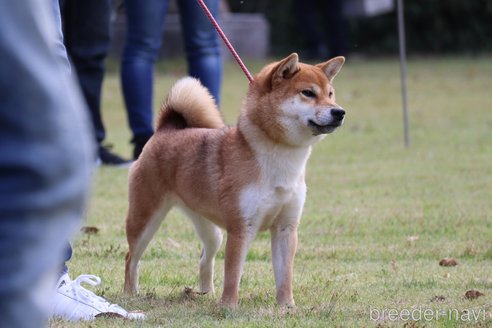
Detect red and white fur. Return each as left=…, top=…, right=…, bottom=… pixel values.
left=124, top=53, right=346, bottom=307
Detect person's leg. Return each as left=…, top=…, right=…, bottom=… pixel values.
left=61, top=244, right=73, bottom=275
left=322, top=0, right=347, bottom=57
left=0, top=0, right=94, bottom=326
left=51, top=0, right=71, bottom=74
left=53, top=0, right=77, bottom=279
left=121, top=0, right=169, bottom=158
left=61, top=0, right=131, bottom=166
left=61, top=0, right=110, bottom=145
left=294, top=0, right=327, bottom=59
left=178, top=0, right=222, bottom=105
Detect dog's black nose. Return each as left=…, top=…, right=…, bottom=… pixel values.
left=331, top=108, right=345, bottom=119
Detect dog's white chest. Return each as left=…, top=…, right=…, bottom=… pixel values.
left=239, top=150, right=309, bottom=232
left=239, top=182, right=301, bottom=232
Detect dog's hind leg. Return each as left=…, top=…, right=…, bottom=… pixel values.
left=124, top=194, right=172, bottom=295
left=185, top=210, right=223, bottom=294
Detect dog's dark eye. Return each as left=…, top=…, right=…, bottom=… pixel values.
left=301, top=89, right=316, bottom=98
left=329, top=91, right=334, bottom=98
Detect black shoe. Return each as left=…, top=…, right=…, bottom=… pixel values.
left=98, top=144, right=132, bottom=167
left=131, top=134, right=152, bottom=160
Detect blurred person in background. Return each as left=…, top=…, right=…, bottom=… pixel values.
left=0, top=0, right=93, bottom=326
left=60, top=0, right=132, bottom=167
left=120, top=0, right=223, bottom=159
left=294, top=0, right=347, bottom=59
left=0, top=1, right=143, bottom=325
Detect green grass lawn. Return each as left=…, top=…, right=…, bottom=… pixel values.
left=55, top=56, right=492, bottom=327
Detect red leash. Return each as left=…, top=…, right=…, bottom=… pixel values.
left=196, top=0, right=254, bottom=83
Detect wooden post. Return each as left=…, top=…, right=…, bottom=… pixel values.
left=397, top=0, right=410, bottom=148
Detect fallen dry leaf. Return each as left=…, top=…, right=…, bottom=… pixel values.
left=407, top=235, right=419, bottom=242
left=391, top=260, right=398, bottom=272
left=431, top=295, right=446, bottom=302
left=402, top=321, right=423, bottom=328
left=464, top=290, right=485, bottom=300
left=181, top=287, right=207, bottom=301
left=80, top=226, right=99, bottom=235
left=439, top=258, right=458, bottom=267
left=182, top=287, right=196, bottom=300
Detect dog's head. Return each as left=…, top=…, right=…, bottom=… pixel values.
left=244, top=53, right=345, bottom=147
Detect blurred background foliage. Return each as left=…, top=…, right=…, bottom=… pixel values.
left=226, top=0, right=492, bottom=56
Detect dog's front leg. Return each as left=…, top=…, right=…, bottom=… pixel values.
left=271, top=221, right=298, bottom=307
left=220, top=228, right=250, bottom=307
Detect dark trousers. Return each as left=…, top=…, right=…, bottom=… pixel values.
left=295, top=0, right=347, bottom=58
left=58, top=0, right=104, bottom=274
left=60, top=0, right=111, bottom=144
left=0, top=0, right=93, bottom=325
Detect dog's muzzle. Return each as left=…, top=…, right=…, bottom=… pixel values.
left=308, top=108, right=345, bottom=135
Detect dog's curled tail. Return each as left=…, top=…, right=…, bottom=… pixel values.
left=157, top=77, right=224, bottom=130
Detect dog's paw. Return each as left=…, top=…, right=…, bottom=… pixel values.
left=218, top=297, right=239, bottom=309
left=277, top=298, right=296, bottom=309
left=279, top=302, right=297, bottom=315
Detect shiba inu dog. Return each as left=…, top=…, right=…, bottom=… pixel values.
left=124, top=53, right=346, bottom=308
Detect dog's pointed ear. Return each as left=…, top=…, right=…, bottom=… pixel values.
left=317, top=56, right=345, bottom=82
left=272, top=53, right=300, bottom=85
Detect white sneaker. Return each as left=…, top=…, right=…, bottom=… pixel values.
left=52, top=273, right=145, bottom=321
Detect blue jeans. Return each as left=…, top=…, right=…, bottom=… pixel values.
left=60, top=0, right=111, bottom=144
left=121, top=0, right=222, bottom=138
left=0, top=1, right=93, bottom=327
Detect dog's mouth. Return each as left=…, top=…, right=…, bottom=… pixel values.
left=308, top=120, right=342, bottom=135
